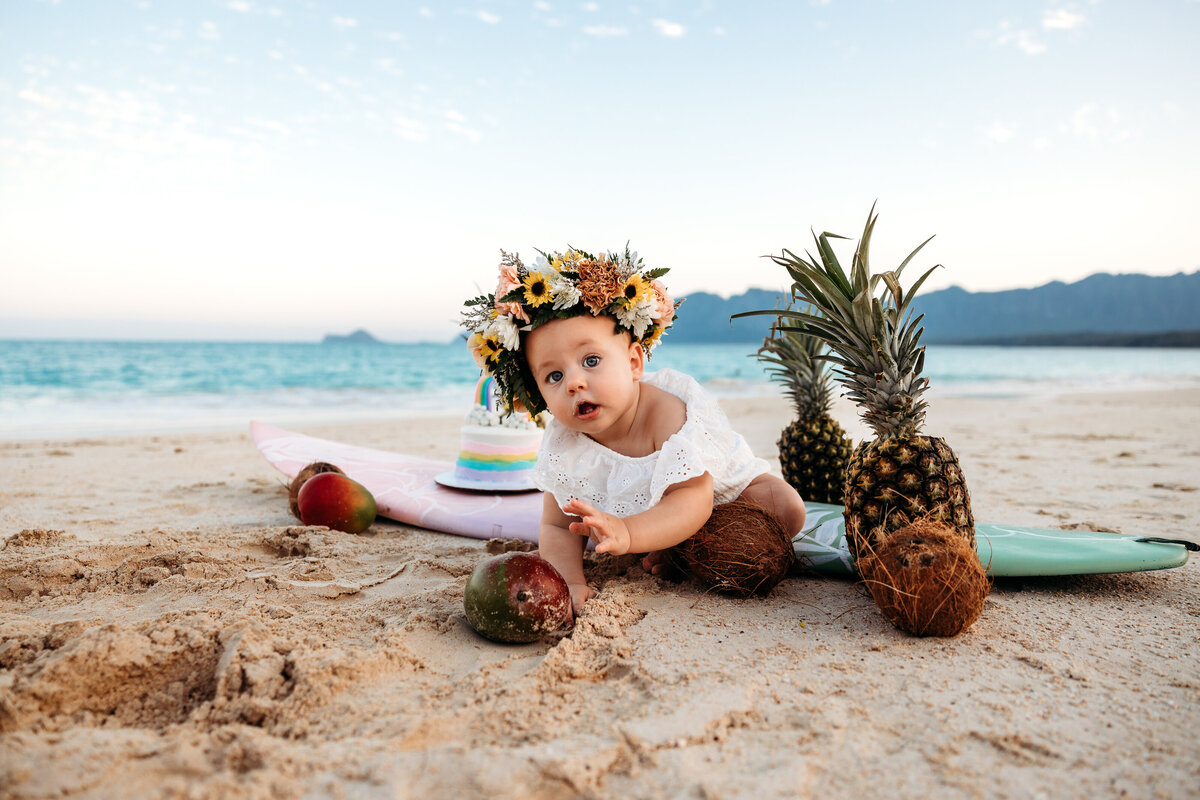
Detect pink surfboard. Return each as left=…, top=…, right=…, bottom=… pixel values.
left=252, top=422, right=1194, bottom=576
left=251, top=421, right=542, bottom=543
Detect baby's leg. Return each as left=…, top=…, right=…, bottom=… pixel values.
left=642, top=475, right=805, bottom=576
left=738, top=473, right=806, bottom=536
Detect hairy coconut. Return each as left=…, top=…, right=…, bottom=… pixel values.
left=855, top=520, right=989, bottom=637
left=671, top=499, right=795, bottom=597
left=288, top=461, right=344, bottom=519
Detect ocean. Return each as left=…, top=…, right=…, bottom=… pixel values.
left=3, top=339, right=1200, bottom=440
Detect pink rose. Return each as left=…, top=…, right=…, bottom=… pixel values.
left=651, top=280, right=675, bottom=322
left=495, top=263, right=530, bottom=323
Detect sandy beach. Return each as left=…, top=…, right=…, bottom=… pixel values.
left=2, top=388, right=1198, bottom=799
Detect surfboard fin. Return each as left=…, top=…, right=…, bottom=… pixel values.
left=1134, top=537, right=1200, bottom=551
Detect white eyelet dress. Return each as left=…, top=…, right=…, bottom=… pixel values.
left=531, top=368, right=770, bottom=516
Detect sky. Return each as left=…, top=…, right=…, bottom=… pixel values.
left=1, top=0, right=1197, bottom=342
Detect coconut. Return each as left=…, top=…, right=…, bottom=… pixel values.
left=288, top=462, right=345, bottom=520
left=855, top=519, right=989, bottom=637
left=671, top=499, right=795, bottom=597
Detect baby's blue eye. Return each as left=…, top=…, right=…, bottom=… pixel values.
left=583, top=355, right=600, bottom=367
left=546, top=370, right=563, bottom=384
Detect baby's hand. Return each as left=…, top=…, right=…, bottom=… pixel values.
left=562, top=498, right=633, bottom=556
left=567, top=583, right=594, bottom=618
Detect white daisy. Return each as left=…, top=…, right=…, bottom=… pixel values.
left=487, top=315, right=520, bottom=351
left=615, top=297, right=655, bottom=338
left=550, top=274, right=582, bottom=310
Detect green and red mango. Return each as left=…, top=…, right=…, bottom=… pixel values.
left=296, top=472, right=377, bottom=534
left=463, top=552, right=572, bottom=643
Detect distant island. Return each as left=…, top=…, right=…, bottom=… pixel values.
left=322, top=329, right=382, bottom=345
left=670, top=270, right=1200, bottom=348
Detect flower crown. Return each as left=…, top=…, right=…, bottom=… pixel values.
left=461, top=245, right=680, bottom=417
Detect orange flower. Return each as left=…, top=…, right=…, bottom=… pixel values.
left=575, top=257, right=623, bottom=315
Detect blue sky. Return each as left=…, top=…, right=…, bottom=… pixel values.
left=2, top=0, right=1197, bottom=341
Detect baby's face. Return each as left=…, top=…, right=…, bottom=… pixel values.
left=525, top=314, right=644, bottom=440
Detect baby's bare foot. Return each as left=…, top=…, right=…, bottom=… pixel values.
left=641, top=550, right=685, bottom=581
left=641, top=550, right=665, bottom=575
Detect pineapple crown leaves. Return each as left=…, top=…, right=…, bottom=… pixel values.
left=737, top=203, right=941, bottom=439
left=756, top=310, right=836, bottom=420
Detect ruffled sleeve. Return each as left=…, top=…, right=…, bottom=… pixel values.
left=530, top=368, right=770, bottom=515
left=644, top=370, right=770, bottom=506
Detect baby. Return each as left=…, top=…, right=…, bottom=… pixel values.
left=461, top=247, right=806, bottom=615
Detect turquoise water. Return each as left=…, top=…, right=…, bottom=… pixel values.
left=3, top=339, right=1200, bottom=439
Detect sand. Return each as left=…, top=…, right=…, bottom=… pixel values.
left=2, top=388, right=1198, bottom=799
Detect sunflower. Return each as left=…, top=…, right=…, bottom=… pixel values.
left=641, top=324, right=665, bottom=350
left=619, top=273, right=652, bottom=305
left=551, top=249, right=584, bottom=271
left=522, top=271, right=554, bottom=307
left=475, top=333, right=503, bottom=363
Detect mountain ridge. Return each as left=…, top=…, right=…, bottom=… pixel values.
left=669, top=270, right=1200, bottom=345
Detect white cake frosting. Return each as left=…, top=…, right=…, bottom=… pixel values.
left=446, top=376, right=543, bottom=489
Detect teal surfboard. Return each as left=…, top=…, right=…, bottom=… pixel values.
left=794, top=502, right=1195, bottom=578
left=252, top=423, right=1194, bottom=579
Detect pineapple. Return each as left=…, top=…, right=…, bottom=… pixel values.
left=749, top=206, right=974, bottom=561
left=757, top=316, right=854, bottom=504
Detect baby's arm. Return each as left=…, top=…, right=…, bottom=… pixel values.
left=537, top=491, right=593, bottom=616
left=562, top=471, right=714, bottom=556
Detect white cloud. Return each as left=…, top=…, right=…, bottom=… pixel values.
left=1043, top=9, right=1085, bottom=29
left=376, top=57, right=403, bottom=76
left=713, top=26, right=725, bottom=36
left=227, top=1, right=252, bottom=13
left=394, top=116, right=427, bottom=142
left=1033, top=136, right=1050, bottom=150
left=652, top=19, right=685, bottom=37
left=986, top=121, right=1016, bottom=143
left=446, top=110, right=467, bottom=122
left=249, top=118, right=291, bottom=137
left=333, top=16, right=358, bottom=29
left=419, top=7, right=433, bottom=17
left=990, top=23, right=1046, bottom=55
left=18, top=88, right=64, bottom=110
left=534, top=1, right=552, bottom=10
left=1068, top=103, right=1099, bottom=139
left=581, top=2, right=599, bottom=11
left=4, top=82, right=266, bottom=176
left=476, top=10, right=501, bottom=24
left=1066, top=103, right=1133, bottom=144
left=199, top=21, right=221, bottom=41
left=446, top=122, right=482, bottom=144
left=583, top=24, right=627, bottom=36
